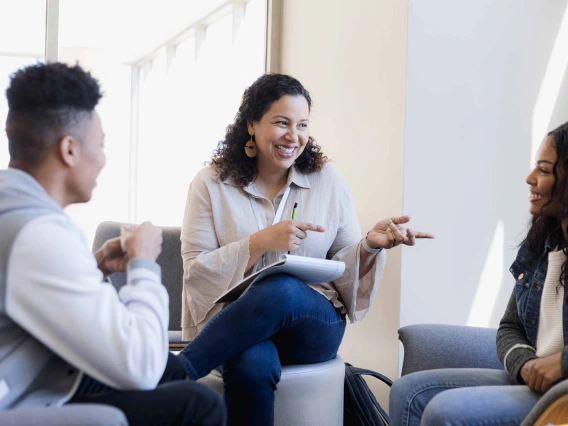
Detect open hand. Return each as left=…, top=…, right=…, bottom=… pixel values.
left=521, top=353, right=563, bottom=393
left=366, top=215, right=434, bottom=250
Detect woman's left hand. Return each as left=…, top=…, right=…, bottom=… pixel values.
left=366, top=215, right=434, bottom=250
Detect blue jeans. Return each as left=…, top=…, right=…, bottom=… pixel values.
left=389, top=368, right=542, bottom=426
left=178, top=274, right=346, bottom=426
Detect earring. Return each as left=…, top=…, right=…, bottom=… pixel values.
left=245, top=135, right=257, bottom=158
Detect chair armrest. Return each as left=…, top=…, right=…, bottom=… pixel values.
left=168, top=330, right=189, bottom=351
left=0, top=404, right=127, bottom=426
left=399, top=324, right=503, bottom=376
left=521, top=378, right=568, bottom=426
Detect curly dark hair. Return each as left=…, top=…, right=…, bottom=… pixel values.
left=521, top=120, right=568, bottom=286
left=5, top=62, right=102, bottom=167
left=210, top=73, right=328, bottom=186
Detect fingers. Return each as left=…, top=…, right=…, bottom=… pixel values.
left=389, top=223, right=405, bottom=246
left=533, top=371, right=544, bottom=393
left=404, top=228, right=416, bottom=246
left=415, top=231, right=435, bottom=239
left=391, top=215, right=411, bottom=225
left=290, top=236, right=303, bottom=251
left=540, top=377, right=551, bottom=394
left=528, top=368, right=538, bottom=391
left=295, top=222, right=325, bottom=232
left=388, top=216, right=434, bottom=239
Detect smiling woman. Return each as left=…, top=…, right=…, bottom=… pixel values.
left=177, top=72, right=433, bottom=426
left=389, top=121, right=568, bottom=426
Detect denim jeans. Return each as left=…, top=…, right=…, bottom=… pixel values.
left=389, top=368, right=542, bottom=426
left=178, top=273, right=346, bottom=426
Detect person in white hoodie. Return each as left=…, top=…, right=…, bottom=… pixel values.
left=0, top=62, right=225, bottom=426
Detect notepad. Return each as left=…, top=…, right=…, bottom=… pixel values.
left=214, top=254, right=346, bottom=304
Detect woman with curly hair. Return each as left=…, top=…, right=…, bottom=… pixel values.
left=178, top=73, right=433, bottom=425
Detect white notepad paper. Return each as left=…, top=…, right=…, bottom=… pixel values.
left=214, top=254, right=346, bottom=304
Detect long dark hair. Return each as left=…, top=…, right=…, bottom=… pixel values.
left=210, top=73, right=328, bottom=186
left=521, top=121, right=568, bottom=285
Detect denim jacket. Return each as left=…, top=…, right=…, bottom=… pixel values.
left=510, top=239, right=568, bottom=346
left=497, top=238, right=568, bottom=382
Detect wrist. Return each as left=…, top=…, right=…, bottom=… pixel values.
left=362, top=235, right=383, bottom=254
left=94, top=249, right=110, bottom=278
left=250, top=231, right=268, bottom=256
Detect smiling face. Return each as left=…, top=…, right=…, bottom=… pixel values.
left=526, top=136, right=562, bottom=217
left=247, top=95, right=310, bottom=175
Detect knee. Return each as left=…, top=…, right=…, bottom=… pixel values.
left=421, top=391, right=459, bottom=426
left=224, top=346, right=281, bottom=391
left=255, top=274, right=306, bottom=310
left=390, top=372, right=425, bottom=406
left=180, top=382, right=226, bottom=425
left=389, top=375, right=418, bottom=422
left=389, top=372, right=445, bottom=426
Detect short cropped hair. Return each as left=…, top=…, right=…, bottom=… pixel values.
left=5, top=62, right=102, bottom=166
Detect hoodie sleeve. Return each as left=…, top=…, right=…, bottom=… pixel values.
left=5, top=214, right=169, bottom=391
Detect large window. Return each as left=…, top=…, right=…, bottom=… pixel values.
left=135, top=0, right=267, bottom=226
left=1, top=0, right=268, bottom=243
left=0, top=0, right=46, bottom=168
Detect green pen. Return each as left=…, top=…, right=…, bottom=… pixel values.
left=289, top=202, right=298, bottom=254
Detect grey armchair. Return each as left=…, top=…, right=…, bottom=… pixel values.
left=0, top=403, right=127, bottom=426
left=92, top=221, right=188, bottom=350
left=398, top=324, right=568, bottom=426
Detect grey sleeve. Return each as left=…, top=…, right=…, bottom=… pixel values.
left=496, top=288, right=537, bottom=383
left=562, top=347, right=568, bottom=378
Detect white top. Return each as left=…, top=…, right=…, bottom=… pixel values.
left=6, top=214, right=170, bottom=391
left=180, top=164, right=387, bottom=341
left=536, top=249, right=566, bottom=358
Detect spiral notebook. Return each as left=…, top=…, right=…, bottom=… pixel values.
left=214, top=254, right=346, bottom=304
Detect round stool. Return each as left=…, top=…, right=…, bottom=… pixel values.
left=197, top=355, right=345, bottom=426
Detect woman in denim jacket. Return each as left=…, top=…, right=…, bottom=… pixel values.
left=389, top=120, right=568, bottom=426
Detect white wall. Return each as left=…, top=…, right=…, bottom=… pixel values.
left=401, top=1, right=568, bottom=331
left=280, top=0, right=409, bottom=408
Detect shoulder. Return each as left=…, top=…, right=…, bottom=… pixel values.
left=16, top=214, right=89, bottom=253
left=308, top=162, right=352, bottom=193
left=189, top=166, right=224, bottom=194
left=192, top=165, right=222, bottom=185
left=10, top=213, right=95, bottom=276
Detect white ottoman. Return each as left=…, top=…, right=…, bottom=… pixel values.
left=197, top=355, right=345, bottom=426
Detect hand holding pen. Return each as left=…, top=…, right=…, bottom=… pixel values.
left=250, top=205, right=324, bottom=255
left=288, top=203, right=298, bottom=254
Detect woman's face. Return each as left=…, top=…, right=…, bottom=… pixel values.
left=248, top=95, right=310, bottom=174
left=526, top=136, right=562, bottom=217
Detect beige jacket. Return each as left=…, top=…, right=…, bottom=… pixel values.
left=180, top=163, right=386, bottom=341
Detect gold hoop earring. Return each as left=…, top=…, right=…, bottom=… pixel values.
left=245, top=135, right=257, bottom=158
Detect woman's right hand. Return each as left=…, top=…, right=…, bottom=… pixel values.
left=251, top=220, right=325, bottom=254
left=521, top=353, right=563, bottom=393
